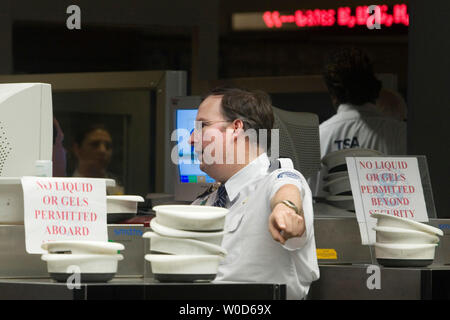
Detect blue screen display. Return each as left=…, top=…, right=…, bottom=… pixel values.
left=176, top=109, right=215, bottom=184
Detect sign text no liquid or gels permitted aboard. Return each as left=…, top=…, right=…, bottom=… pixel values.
left=21, top=177, right=108, bottom=254
left=346, top=157, right=428, bottom=245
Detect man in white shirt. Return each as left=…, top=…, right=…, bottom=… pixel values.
left=189, top=87, right=319, bottom=300
left=376, top=88, right=407, bottom=122
left=313, top=48, right=407, bottom=196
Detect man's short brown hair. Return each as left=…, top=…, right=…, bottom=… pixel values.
left=204, top=86, right=274, bottom=149
left=323, top=47, right=382, bottom=106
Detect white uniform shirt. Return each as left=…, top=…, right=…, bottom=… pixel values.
left=312, top=103, right=407, bottom=196
left=319, top=103, right=406, bottom=157
left=192, top=153, right=320, bottom=300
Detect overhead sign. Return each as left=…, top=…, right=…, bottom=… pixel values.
left=346, top=157, right=428, bottom=245
left=22, top=177, right=108, bottom=254
left=232, top=4, right=409, bottom=31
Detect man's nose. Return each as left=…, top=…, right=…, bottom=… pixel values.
left=98, top=143, right=108, bottom=153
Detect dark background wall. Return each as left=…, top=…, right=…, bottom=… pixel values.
left=0, top=0, right=220, bottom=79
left=4, top=0, right=409, bottom=90
left=408, top=0, right=450, bottom=218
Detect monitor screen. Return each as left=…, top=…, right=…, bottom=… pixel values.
left=0, top=83, right=53, bottom=177
left=176, top=109, right=215, bottom=184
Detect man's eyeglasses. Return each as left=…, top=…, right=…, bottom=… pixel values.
left=194, top=120, right=230, bottom=131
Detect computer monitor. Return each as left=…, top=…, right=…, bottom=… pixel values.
left=176, top=109, right=215, bottom=183
left=272, top=106, right=321, bottom=181
left=0, top=83, right=53, bottom=177
left=171, top=96, right=215, bottom=202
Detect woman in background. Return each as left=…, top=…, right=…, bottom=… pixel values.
left=72, top=123, right=124, bottom=195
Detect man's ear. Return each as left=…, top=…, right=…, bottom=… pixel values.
left=331, top=96, right=339, bottom=110
left=232, top=119, right=245, bottom=139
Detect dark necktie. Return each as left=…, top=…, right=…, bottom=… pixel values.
left=213, top=184, right=228, bottom=208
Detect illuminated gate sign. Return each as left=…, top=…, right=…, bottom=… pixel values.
left=232, top=4, right=409, bottom=31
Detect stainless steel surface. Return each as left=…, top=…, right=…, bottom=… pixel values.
left=314, top=215, right=373, bottom=265
left=313, top=202, right=450, bottom=266
left=313, top=202, right=356, bottom=217
left=308, top=265, right=450, bottom=300
left=2, top=209, right=449, bottom=300
left=0, top=225, right=47, bottom=277
left=108, top=225, right=147, bottom=278
left=311, top=212, right=450, bottom=300
left=427, top=219, right=450, bottom=266
left=315, top=221, right=373, bottom=264
left=0, top=225, right=149, bottom=279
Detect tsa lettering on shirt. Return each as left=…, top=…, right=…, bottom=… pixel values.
left=334, top=136, right=360, bottom=150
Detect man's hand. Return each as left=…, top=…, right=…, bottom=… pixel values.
left=268, top=184, right=305, bottom=245
left=269, top=202, right=305, bottom=245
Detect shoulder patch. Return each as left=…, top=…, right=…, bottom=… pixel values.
left=277, top=171, right=301, bottom=180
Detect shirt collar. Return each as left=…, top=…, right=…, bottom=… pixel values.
left=224, top=153, right=270, bottom=202
left=337, top=102, right=382, bottom=115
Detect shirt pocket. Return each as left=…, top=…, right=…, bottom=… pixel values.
left=225, top=209, right=245, bottom=233
left=221, top=208, right=246, bottom=266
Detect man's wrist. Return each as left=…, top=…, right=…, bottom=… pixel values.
left=273, top=200, right=301, bottom=215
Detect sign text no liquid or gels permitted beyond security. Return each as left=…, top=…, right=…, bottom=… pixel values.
left=346, top=157, right=428, bottom=245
